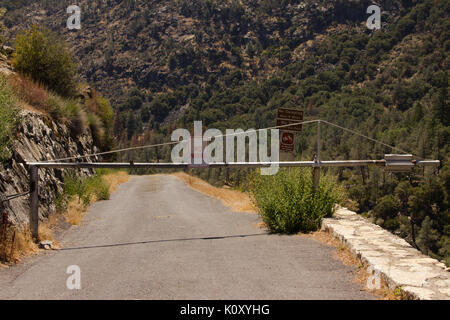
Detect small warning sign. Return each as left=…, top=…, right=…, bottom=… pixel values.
left=280, top=131, right=295, bottom=153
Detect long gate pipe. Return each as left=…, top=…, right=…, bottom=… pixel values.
left=26, top=159, right=440, bottom=240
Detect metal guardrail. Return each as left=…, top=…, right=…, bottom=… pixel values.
left=26, top=160, right=387, bottom=169
left=24, top=158, right=441, bottom=240
left=26, top=160, right=440, bottom=169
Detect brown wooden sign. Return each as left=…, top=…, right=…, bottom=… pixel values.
left=277, top=108, right=304, bottom=121
left=276, top=119, right=303, bottom=132
left=277, top=108, right=304, bottom=132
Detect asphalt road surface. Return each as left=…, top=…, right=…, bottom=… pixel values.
left=0, top=175, right=374, bottom=300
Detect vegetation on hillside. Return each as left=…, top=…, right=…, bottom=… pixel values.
left=0, top=8, right=6, bottom=45
left=0, top=25, right=115, bottom=155
left=0, top=74, right=18, bottom=162
left=13, top=26, right=78, bottom=97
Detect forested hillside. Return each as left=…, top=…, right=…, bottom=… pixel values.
left=2, top=0, right=449, bottom=264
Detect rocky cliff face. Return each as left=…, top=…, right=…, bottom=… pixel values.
left=0, top=110, right=99, bottom=226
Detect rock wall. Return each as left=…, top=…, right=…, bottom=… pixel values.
left=322, top=207, right=450, bottom=300
left=0, top=109, right=99, bottom=226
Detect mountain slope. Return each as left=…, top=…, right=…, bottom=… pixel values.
left=2, top=0, right=449, bottom=264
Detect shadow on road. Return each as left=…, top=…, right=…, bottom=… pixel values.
left=58, top=232, right=270, bottom=251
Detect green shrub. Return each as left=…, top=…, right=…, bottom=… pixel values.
left=250, top=168, right=345, bottom=234
left=374, top=195, right=400, bottom=220
left=45, top=94, right=65, bottom=120
left=65, top=101, right=87, bottom=137
left=384, top=218, right=400, bottom=231
left=63, top=173, right=110, bottom=206
left=0, top=74, right=19, bottom=162
left=63, top=174, right=88, bottom=202
left=87, top=112, right=105, bottom=148
left=13, top=26, right=78, bottom=97
left=85, top=91, right=114, bottom=149
left=84, top=175, right=110, bottom=203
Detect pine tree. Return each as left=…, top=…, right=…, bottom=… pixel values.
left=112, top=110, right=120, bottom=136
left=433, top=72, right=449, bottom=126
left=126, top=111, right=136, bottom=140
left=417, top=216, right=441, bottom=256
left=413, top=102, right=424, bottom=123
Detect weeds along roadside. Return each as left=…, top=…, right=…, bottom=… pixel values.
left=0, top=169, right=129, bottom=265
left=55, top=169, right=129, bottom=227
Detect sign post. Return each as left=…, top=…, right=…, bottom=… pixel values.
left=313, top=121, right=321, bottom=191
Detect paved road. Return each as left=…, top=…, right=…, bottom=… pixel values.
left=0, top=175, right=373, bottom=300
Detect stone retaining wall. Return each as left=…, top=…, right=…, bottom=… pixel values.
left=322, top=207, right=450, bottom=300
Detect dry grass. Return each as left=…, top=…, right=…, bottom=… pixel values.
left=256, top=221, right=267, bottom=229
left=22, top=102, right=48, bottom=115
left=172, top=172, right=256, bottom=213
left=1, top=213, right=66, bottom=265
left=64, top=171, right=129, bottom=226
left=38, top=214, right=59, bottom=243
left=8, top=74, right=49, bottom=111
left=0, top=171, right=129, bottom=265
left=0, top=225, right=39, bottom=265
left=64, top=199, right=88, bottom=226
left=299, top=231, right=402, bottom=300
left=102, top=171, right=129, bottom=194
left=9, top=230, right=39, bottom=262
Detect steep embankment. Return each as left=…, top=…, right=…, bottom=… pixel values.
left=0, top=110, right=99, bottom=225
left=0, top=56, right=99, bottom=226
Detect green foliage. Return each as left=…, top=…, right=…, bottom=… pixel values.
left=250, top=169, right=345, bottom=234
left=63, top=172, right=110, bottom=206
left=13, top=26, right=77, bottom=97
left=417, top=215, right=442, bottom=258
left=85, top=90, right=114, bottom=150
left=374, top=195, right=400, bottom=221
left=0, top=74, right=18, bottom=162
left=0, top=8, right=6, bottom=46
left=0, top=0, right=34, bottom=11
left=432, top=71, right=449, bottom=126
left=63, top=174, right=88, bottom=203
left=87, top=113, right=104, bottom=148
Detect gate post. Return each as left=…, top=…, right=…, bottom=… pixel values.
left=313, top=121, right=321, bottom=191
left=29, top=165, right=39, bottom=240
left=313, top=167, right=320, bottom=192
